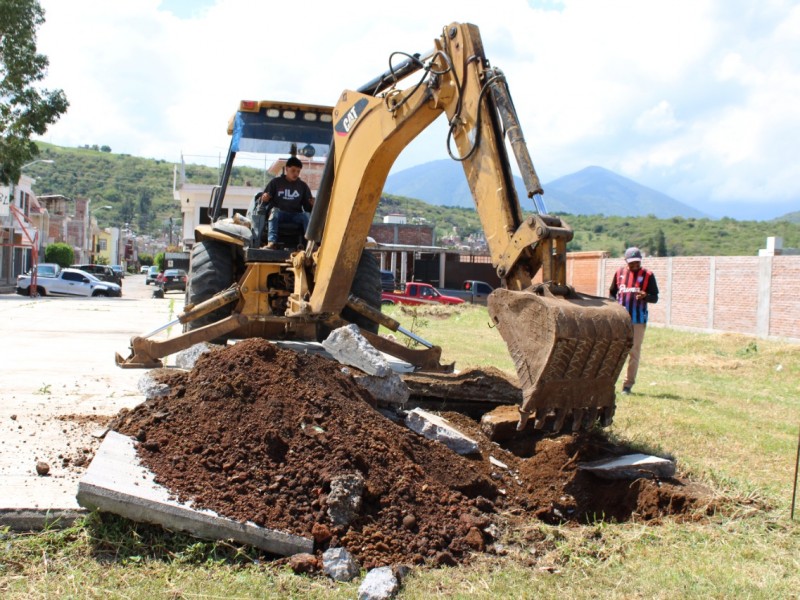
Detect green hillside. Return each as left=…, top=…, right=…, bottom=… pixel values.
left=377, top=193, right=799, bottom=257
left=28, top=143, right=264, bottom=234
left=25, top=143, right=799, bottom=256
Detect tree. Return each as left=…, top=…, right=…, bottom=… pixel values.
left=657, top=229, right=668, bottom=257
left=44, top=242, right=74, bottom=267
left=0, top=0, right=69, bottom=185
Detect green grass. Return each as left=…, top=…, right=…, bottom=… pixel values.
left=3, top=306, right=800, bottom=598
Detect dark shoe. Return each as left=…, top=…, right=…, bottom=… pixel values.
left=621, top=386, right=632, bottom=395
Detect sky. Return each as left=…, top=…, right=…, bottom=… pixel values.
left=33, top=0, right=800, bottom=220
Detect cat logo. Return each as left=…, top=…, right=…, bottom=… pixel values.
left=335, top=98, right=369, bottom=136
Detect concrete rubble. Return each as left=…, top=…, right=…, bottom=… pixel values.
left=174, top=342, right=219, bottom=370
left=324, top=324, right=409, bottom=406
left=322, top=546, right=361, bottom=582
left=359, top=566, right=400, bottom=600
left=348, top=369, right=410, bottom=407
left=323, top=324, right=392, bottom=376
left=136, top=370, right=171, bottom=399
left=327, top=472, right=365, bottom=526
left=405, top=408, right=480, bottom=455
left=578, top=453, right=676, bottom=480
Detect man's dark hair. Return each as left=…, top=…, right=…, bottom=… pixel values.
left=285, top=156, right=303, bottom=169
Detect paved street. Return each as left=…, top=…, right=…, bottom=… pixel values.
left=0, top=274, right=182, bottom=528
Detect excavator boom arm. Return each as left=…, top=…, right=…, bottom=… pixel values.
left=306, top=22, right=633, bottom=431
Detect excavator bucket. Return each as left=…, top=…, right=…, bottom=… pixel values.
left=487, top=285, right=633, bottom=432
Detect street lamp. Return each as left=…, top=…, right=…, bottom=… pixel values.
left=92, top=204, right=113, bottom=214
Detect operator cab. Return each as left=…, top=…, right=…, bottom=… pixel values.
left=206, top=100, right=334, bottom=254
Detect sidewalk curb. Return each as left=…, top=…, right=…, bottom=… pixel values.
left=0, top=508, right=87, bottom=531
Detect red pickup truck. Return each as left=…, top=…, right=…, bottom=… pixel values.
left=381, top=282, right=465, bottom=306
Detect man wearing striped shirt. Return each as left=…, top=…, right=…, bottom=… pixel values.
left=609, top=247, right=659, bottom=395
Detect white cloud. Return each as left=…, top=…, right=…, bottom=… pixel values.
left=33, top=0, right=800, bottom=219
left=634, top=101, right=681, bottom=136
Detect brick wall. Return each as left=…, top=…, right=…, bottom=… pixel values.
left=591, top=254, right=800, bottom=341
left=666, top=257, right=709, bottom=329
left=770, top=256, right=800, bottom=339
left=713, top=257, right=759, bottom=334
left=369, top=223, right=433, bottom=246
left=568, top=251, right=607, bottom=296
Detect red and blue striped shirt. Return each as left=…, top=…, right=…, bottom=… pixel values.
left=609, top=267, right=659, bottom=324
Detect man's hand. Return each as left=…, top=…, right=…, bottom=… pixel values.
left=635, top=290, right=647, bottom=300
left=259, top=192, right=271, bottom=203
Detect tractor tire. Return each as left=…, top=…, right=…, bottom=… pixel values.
left=339, top=250, right=382, bottom=334
left=184, top=240, right=238, bottom=332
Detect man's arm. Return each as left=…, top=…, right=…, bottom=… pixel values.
left=609, top=269, right=619, bottom=299
left=643, top=273, right=659, bottom=303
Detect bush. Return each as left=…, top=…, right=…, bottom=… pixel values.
left=44, top=242, right=74, bottom=267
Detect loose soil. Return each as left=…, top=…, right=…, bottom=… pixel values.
left=110, top=339, right=714, bottom=569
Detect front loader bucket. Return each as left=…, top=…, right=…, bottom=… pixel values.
left=488, top=285, right=633, bottom=432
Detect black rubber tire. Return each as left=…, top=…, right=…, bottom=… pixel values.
left=184, top=240, right=237, bottom=332
left=339, top=251, right=382, bottom=334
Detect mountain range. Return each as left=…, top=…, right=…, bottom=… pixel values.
left=384, top=161, right=708, bottom=219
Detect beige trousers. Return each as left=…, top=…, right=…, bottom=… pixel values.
left=623, top=323, right=647, bottom=389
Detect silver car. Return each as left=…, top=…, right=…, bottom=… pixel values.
left=16, top=268, right=122, bottom=297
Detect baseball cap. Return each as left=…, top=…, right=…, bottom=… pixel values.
left=624, top=247, right=643, bottom=263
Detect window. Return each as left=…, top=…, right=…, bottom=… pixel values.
left=98, top=239, right=107, bottom=251
left=62, top=272, right=84, bottom=282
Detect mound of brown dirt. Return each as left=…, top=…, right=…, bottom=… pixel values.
left=110, top=339, right=713, bottom=568
left=112, top=339, right=499, bottom=568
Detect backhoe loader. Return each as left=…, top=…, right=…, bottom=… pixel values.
left=117, top=22, right=633, bottom=432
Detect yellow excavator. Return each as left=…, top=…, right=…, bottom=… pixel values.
left=117, top=22, right=633, bottom=432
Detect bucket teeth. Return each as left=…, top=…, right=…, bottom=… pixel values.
left=488, top=286, right=633, bottom=433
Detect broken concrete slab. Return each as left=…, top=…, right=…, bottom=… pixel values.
left=578, top=453, right=676, bottom=480
left=405, top=408, right=479, bottom=455
left=403, top=367, right=522, bottom=404
left=322, top=324, right=392, bottom=377
left=480, top=405, right=526, bottom=442
left=77, top=431, right=313, bottom=556
left=359, top=566, right=400, bottom=600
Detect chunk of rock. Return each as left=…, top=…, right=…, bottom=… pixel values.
left=405, top=408, right=479, bottom=455
left=322, top=324, right=391, bottom=377
left=175, top=342, right=220, bottom=370
left=578, top=453, right=676, bottom=480
left=288, top=553, right=319, bottom=574
left=322, top=546, right=360, bottom=582
left=358, top=566, right=399, bottom=600
left=353, top=372, right=409, bottom=407
left=35, top=461, right=50, bottom=476
left=327, top=472, right=365, bottom=526
left=137, top=370, right=171, bottom=399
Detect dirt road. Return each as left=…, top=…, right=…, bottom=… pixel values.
left=0, top=274, right=178, bottom=526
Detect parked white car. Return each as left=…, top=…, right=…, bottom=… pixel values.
left=16, top=268, right=123, bottom=298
